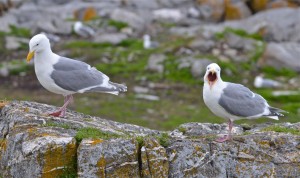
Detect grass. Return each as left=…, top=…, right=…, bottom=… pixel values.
left=75, top=127, right=121, bottom=142
left=8, top=25, right=31, bottom=38
left=178, top=126, right=187, bottom=134
left=215, top=27, right=263, bottom=41
left=262, top=125, right=300, bottom=135
left=44, top=122, right=72, bottom=129
left=261, top=66, right=298, bottom=78
left=107, top=20, right=128, bottom=30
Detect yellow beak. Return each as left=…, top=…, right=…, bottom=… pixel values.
left=26, top=51, right=34, bottom=63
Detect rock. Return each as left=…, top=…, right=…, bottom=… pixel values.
left=187, top=7, right=200, bottom=18
left=93, top=33, right=128, bottom=44
left=225, top=33, right=256, bottom=51
left=153, top=8, right=183, bottom=23
left=197, top=0, right=225, bottom=22
left=258, top=42, right=300, bottom=72
left=0, top=101, right=299, bottom=177
left=5, top=36, right=29, bottom=50
left=250, top=0, right=269, bottom=12
left=133, top=86, right=149, bottom=94
left=135, top=94, right=160, bottom=101
left=73, top=7, right=98, bottom=21
left=0, top=14, right=18, bottom=32
left=78, top=138, right=139, bottom=177
left=169, top=25, right=202, bottom=37
left=111, top=9, right=145, bottom=31
left=177, top=56, right=195, bottom=69
left=190, top=59, right=212, bottom=79
left=225, top=1, right=252, bottom=20
left=189, top=38, right=215, bottom=52
left=147, top=54, right=166, bottom=73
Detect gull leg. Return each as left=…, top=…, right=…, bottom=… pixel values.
left=49, top=95, right=73, bottom=117
left=215, top=119, right=233, bottom=142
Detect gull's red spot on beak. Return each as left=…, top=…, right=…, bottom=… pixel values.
left=207, top=70, right=217, bottom=88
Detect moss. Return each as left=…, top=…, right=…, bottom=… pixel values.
left=136, top=136, right=145, bottom=147
left=156, top=133, right=170, bottom=147
left=64, top=41, right=113, bottom=49
left=43, top=122, right=72, bottom=129
left=178, top=126, right=187, bottom=134
left=96, top=156, right=106, bottom=177
left=262, top=125, right=300, bottom=135
left=75, top=127, right=121, bottom=142
left=7, top=60, right=31, bottom=75
left=107, top=20, right=128, bottom=30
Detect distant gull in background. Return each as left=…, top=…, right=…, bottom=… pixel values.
left=254, top=74, right=281, bottom=88
left=143, top=34, right=159, bottom=49
left=203, top=63, right=285, bottom=142
left=26, top=34, right=127, bottom=117
left=73, top=21, right=95, bottom=38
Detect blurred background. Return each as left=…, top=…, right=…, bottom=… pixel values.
left=0, top=0, right=299, bottom=131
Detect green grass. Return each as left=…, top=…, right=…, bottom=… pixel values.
left=75, top=127, right=121, bottom=142
left=9, top=25, right=31, bottom=38
left=44, top=122, right=72, bottom=129
left=262, top=125, right=300, bottom=135
left=178, top=126, right=187, bottom=134
left=261, top=66, right=298, bottom=78
left=215, top=27, right=263, bottom=41
left=107, top=20, right=128, bottom=30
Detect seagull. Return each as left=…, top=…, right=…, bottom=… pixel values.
left=143, top=34, right=159, bottom=49
left=73, top=21, right=95, bottom=38
left=254, top=74, right=281, bottom=88
left=203, top=63, right=285, bottom=142
left=26, top=34, right=127, bottom=117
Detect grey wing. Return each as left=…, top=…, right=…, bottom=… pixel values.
left=218, top=83, right=266, bottom=117
left=51, top=57, right=110, bottom=92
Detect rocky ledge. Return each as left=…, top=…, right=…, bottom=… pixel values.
left=0, top=101, right=299, bottom=177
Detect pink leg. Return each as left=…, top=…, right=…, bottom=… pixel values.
left=215, top=119, right=233, bottom=143
left=49, top=95, right=73, bottom=117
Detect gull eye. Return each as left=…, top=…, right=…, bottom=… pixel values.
left=36, top=43, right=39, bottom=46
left=207, top=67, right=210, bottom=70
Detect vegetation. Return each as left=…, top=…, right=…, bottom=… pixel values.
left=262, top=125, right=300, bottom=135
left=156, top=133, right=170, bottom=147
left=75, top=127, right=121, bottom=142
left=107, top=20, right=128, bottom=30
left=44, top=122, right=72, bottom=129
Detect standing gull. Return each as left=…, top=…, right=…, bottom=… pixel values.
left=203, top=63, right=285, bottom=142
left=26, top=34, right=127, bottom=117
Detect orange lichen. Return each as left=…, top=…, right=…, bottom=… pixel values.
left=0, top=100, right=9, bottom=109
left=97, top=156, right=106, bottom=177
left=91, top=139, right=104, bottom=146
left=41, top=140, right=77, bottom=178
left=73, top=7, right=97, bottom=21
left=251, top=0, right=269, bottom=12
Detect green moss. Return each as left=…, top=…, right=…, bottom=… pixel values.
left=178, top=126, right=187, bottom=134
left=108, top=20, right=128, bottom=30
left=44, top=122, right=72, bottom=129
left=6, top=60, right=31, bottom=75
left=156, top=133, right=170, bottom=147
left=75, top=127, right=121, bottom=142
left=136, top=136, right=145, bottom=147
left=262, top=125, right=300, bottom=135
left=64, top=41, right=113, bottom=48
left=215, top=27, right=263, bottom=41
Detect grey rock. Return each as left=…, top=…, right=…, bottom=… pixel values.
left=78, top=138, right=139, bottom=177
left=190, top=59, right=212, bottom=79
left=111, top=9, right=145, bottom=31
left=177, top=56, right=195, bottom=69
left=189, top=38, right=215, bottom=52
left=93, top=33, right=128, bottom=45
left=258, top=42, right=300, bottom=72
left=0, top=101, right=299, bottom=177
left=147, top=54, right=166, bottom=73
left=170, top=25, right=202, bottom=37
left=0, top=14, right=18, bottom=32
left=225, top=33, right=256, bottom=51
left=153, top=8, right=184, bottom=23
left=5, top=36, right=29, bottom=50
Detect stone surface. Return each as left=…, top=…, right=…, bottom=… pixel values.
left=147, top=54, right=166, bottom=73
left=190, top=59, right=212, bottom=79
left=93, top=33, right=128, bottom=44
left=111, top=9, right=145, bottom=31
left=0, top=101, right=299, bottom=177
left=258, top=42, right=300, bottom=72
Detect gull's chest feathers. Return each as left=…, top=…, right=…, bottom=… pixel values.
left=34, top=53, right=73, bottom=95
left=203, top=82, right=232, bottom=119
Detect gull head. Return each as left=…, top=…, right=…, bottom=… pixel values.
left=204, top=63, right=221, bottom=88
left=27, top=34, right=51, bottom=62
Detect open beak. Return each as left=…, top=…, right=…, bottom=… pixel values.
left=207, top=70, right=217, bottom=88
left=26, top=51, right=34, bottom=63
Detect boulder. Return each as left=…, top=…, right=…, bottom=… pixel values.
left=258, top=42, right=300, bottom=72
left=153, top=8, right=183, bottom=23
left=225, top=1, right=252, bottom=20
left=111, top=9, right=145, bottom=31
left=190, top=59, right=212, bottom=79
left=197, top=0, right=225, bottom=22
left=93, top=33, right=128, bottom=45
left=147, top=54, right=166, bottom=73
left=0, top=101, right=299, bottom=177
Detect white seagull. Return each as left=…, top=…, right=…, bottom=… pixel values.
left=27, top=34, right=127, bottom=117
left=203, top=63, right=285, bottom=142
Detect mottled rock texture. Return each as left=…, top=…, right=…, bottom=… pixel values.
left=0, top=101, right=299, bottom=177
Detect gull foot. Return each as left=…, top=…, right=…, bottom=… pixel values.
left=48, top=111, right=63, bottom=117
left=215, top=135, right=232, bottom=143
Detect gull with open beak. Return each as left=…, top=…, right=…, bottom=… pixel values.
left=27, top=34, right=127, bottom=117
left=203, top=63, right=285, bottom=142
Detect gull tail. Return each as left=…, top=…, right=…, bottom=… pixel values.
left=108, top=82, right=127, bottom=92
left=265, top=107, right=287, bottom=120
